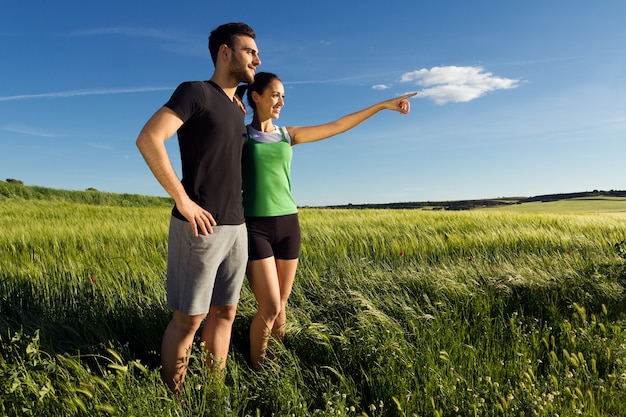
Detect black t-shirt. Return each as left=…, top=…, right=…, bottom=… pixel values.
left=164, top=81, right=246, bottom=225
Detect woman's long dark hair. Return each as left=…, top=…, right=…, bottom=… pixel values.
left=238, top=72, right=281, bottom=111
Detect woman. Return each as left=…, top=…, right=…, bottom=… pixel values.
left=241, top=72, right=416, bottom=370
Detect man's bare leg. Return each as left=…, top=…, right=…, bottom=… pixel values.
left=161, top=310, right=206, bottom=394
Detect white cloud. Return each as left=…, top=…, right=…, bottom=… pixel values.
left=372, top=84, right=390, bottom=90
left=1, top=125, right=58, bottom=137
left=399, top=66, right=519, bottom=105
left=0, top=86, right=172, bottom=102
left=68, top=27, right=183, bottom=42
left=88, top=143, right=113, bottom=150
left=67, top=27, right=205, bottom=57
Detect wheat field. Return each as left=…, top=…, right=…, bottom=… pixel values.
left=2, top=183, right=626, bottom=416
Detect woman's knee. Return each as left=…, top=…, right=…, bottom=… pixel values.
left=257, top=299, right=282, bottom=322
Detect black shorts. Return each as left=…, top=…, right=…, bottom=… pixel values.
left=246, top=213, right=301, bottom=261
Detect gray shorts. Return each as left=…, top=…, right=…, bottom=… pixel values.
left=166, top=216, right=248, bottom=315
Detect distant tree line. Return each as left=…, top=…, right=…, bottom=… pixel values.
left=321, top=190, right=626, bottom=210
left=5, top=178, right=24, bottom=185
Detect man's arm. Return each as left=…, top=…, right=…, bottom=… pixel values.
left=136, top=107, right=216, bottom=236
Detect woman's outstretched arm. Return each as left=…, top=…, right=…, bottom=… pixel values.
left=288, top=92, right=417, bottom=145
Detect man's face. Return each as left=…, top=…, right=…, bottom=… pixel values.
left=228, top=36, right=260, bottom=84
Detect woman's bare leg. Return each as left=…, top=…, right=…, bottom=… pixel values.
left=271, top=258, right=298, bottom=340
left=247, top=257, right=281, bottom=370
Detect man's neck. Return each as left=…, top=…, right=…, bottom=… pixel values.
left=210, top=74, right=238, bottom=100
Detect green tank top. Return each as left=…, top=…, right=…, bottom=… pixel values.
left=242, top=126, right=298, bottom=217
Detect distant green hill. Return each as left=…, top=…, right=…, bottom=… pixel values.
left=3, top=180, right=625, bottom=212
left=0, top=180, right=173, bottom=208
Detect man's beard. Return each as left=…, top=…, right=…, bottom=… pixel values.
left=229, top=55, right=254, bottom=84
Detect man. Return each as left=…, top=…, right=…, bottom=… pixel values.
left=136, top=22, right=260, bottom=394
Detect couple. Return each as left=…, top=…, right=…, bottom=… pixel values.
left=136, top=21, right=416, bottom=394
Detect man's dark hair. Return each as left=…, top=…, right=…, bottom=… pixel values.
left=208, top=22, right=256, bottom=64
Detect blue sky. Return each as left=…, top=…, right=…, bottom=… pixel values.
left=2, top=1, right=625, bottom=206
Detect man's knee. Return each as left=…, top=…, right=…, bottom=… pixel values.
left=171, top=311, right=206, bottom=334
left=209, top=305, right=238, bottom=322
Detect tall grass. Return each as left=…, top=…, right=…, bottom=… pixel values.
left=290, top=209, right=626, bottom=416
left=2, top=184, right=626, bottom=416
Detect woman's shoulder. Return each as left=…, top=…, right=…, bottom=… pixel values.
left=246, top=125, right=291, bottom=144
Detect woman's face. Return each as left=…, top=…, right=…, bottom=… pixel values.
left=255, top=79, right=285, bottom=120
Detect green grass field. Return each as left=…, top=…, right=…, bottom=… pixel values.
left=2, top=182, right=626, bottom=416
